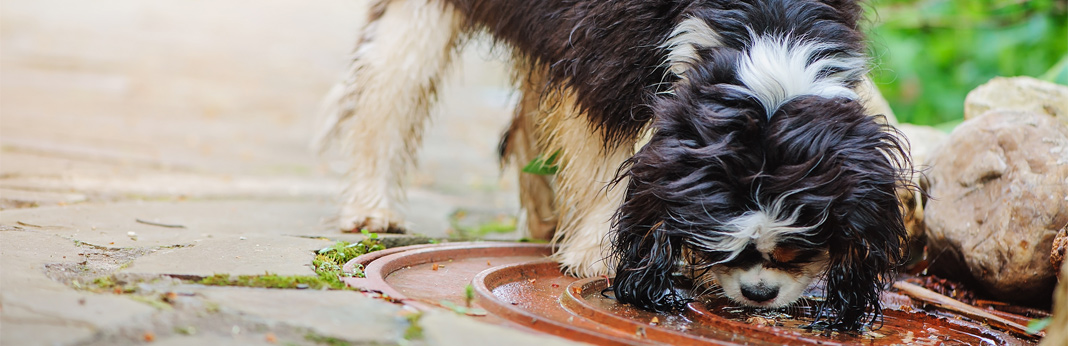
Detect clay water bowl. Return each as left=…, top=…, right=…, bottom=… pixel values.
left=342, top=242, right=1034, bottom=345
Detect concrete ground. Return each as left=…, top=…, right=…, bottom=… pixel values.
left=1, top=1, right=581, bottom=345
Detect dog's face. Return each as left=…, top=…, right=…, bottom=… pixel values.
left=700, top=244, right=830, bottom=308
left=611, top=65, right=911, bottom=329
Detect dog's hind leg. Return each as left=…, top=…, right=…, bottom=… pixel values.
left=319, top=0, right=464, bottom=233
left=537, top=87, right=637, bottom=278
left=499, top=62, right=558, bottom=241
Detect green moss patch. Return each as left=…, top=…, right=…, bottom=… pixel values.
left=304, top=332, right=353, bottom=346
left=198, top=273, right=334, bottom=289
left=200, top=231, right=386, bottom=290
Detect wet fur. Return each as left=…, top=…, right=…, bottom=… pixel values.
left=322, top=0, right=913, bottom=330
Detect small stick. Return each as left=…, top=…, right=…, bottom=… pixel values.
left=16, top=221, right=42, bottom=228
left=892, top=281, right=1042, bottom=338
left=135, top=219, right=186, bottom=229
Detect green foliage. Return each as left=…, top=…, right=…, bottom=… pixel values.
left=464, top=284, right=475, bottom=307
left=317, top=235, right=383, bottom=270
left=1026, top=316, right=1052, bottom=334
left=868, top=0, right=1067, bottom=126
left=522, top=150, right=561, bottom=175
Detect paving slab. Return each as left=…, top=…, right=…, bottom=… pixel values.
left=124, top=235, right=331, bottom=277
left=0, top=200, right=338, bottom=248
left=194, top=287, right=407, bottom=343
left=0, top=0, right=571, bottom=344
left=0, top=230, right=158, bottom=346
left=148, top=334, right=277, bottom=346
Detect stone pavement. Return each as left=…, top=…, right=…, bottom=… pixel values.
left=1, top=1, right=583, bottom=345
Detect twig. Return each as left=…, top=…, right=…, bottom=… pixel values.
left=893, top=281, right=1043, bottom=338
left=16, top=221, right=42, bottom=228
left=135, top=219, right=186, bottom=229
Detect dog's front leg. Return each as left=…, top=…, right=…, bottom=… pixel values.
left=322, top=0, right=463, bottom=233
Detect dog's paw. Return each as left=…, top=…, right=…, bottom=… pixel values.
left=339, top=208, right=406, bottom=234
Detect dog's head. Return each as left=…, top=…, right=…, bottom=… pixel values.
left=611, top=2, right=912, bottom=330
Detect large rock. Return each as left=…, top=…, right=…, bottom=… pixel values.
left=924, top=110, right=1068, bottom=306
left=895, top=124, right=948, bottom=169
left=964, top=76, right=1068, bottom=124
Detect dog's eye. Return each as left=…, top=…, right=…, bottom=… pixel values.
left=722, top=246, right=763, bottom=267
left=770, top=247, right=822, bottom=264
left=770, top=247, right=800, bottom=263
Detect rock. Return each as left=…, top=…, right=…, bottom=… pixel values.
left=895, top=124, right=948, bottom=169
left=964, top=76, right=1068, bottom=125
left=924, top=110, right=1068, bottom=306
left=1039, top=262, right=1068, bottom=346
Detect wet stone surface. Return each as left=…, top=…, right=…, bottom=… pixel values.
left=0, top=0, right=534, bottom=345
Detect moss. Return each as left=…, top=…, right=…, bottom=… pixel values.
left=92, top=276, right=114, bottom=289
left=198, top=232, right=386, bottom=290
left=304, top=333, right=352, bottom=346
left=174, top=326, right=197, bottom=335
left=74, top=275, right=135, bottom=294
left=403, top=311, right=424, bottom=340
left=198, top=273, right=332, bottom=290
left=129, top=295, right=173, bottom=310
left=315, top=231, right=384, bottom=268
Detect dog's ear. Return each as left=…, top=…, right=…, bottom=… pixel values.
left=610, top=136, right=689, bottom=312
left=767, top=96, right=912, bottom=329
left=611, top=213, right=688, bottom=311
left=822, top=203, right=907, bottom=329
left=821, top=110, right=911, bottom=330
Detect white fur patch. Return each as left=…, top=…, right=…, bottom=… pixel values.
left=732, top=33, right=867, bottom=117
left=662, top=17, right=723, bottom=77
left=709, top=255, right=826, bottom=308
left=696, top=192, right=824, bottom=263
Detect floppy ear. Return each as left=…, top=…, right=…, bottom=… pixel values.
left=765, top=96, right=913, bottom=330
left=822, top=205, right=907, bottom=329
left=820, top=113, right=911, bottom=330
left=611, top=210, right=687, bottom=311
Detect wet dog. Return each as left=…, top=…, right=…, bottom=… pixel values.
left=318, top=0, right=914, bottom=330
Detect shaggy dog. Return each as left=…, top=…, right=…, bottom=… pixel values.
left=318, top=0, right=914, bottom=330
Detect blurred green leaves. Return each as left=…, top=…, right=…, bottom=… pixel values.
left=867, top=0, right=1067, bottom=126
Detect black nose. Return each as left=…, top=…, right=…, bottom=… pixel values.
left=741, top=284, right=779, bottom=303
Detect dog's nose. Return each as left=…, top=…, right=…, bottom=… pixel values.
left=740, top=284, right=779, bottom=303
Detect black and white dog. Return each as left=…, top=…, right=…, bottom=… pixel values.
left=319, top=0, right=914, bottom=330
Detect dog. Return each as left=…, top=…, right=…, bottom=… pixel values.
left=318, top=0, right=914, bottom=330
